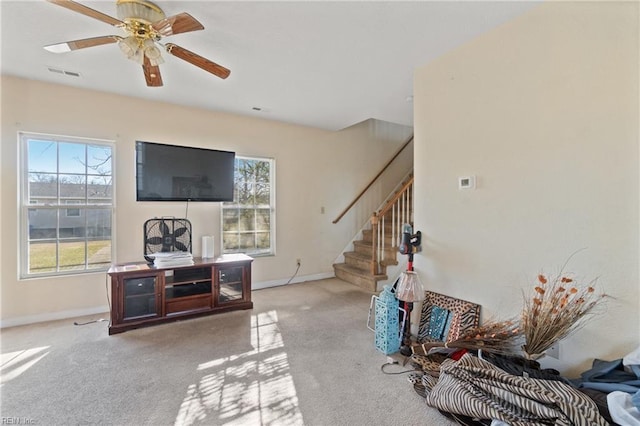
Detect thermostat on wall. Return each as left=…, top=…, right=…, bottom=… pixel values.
left=458, top=176, right=476, bottom=190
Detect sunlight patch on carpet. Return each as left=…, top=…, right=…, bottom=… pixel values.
left=0, top=346, right=50, bottom=386
left=175, top=311, right=303, bottom=425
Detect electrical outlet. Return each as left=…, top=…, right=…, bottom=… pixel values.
left=296, top=258, right=301, bottom=266
left=547, top=343, right=560, bottom=359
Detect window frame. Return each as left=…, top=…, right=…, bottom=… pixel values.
left=19, top=132, right=115, bottom=279
left=222, top=155, right=276, bottom=257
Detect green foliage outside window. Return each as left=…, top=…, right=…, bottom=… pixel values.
left=222, top=157, right=274, bottom=255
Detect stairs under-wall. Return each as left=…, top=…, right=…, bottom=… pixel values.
left=333, top=175, right=413, bottom=293
left=333, top=225, right=395, bottom=292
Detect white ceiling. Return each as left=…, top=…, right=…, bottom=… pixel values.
left=1, top=1, right=539, bottom=130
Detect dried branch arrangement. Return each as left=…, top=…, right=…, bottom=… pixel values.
left=418, top=319, right=523, bottom=356
left=521, top=270, right=608, bottom=359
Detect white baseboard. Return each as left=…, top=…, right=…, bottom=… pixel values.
left=252, top=271, right=335, bottom=290
left=0, top=306, right=110, bottom=329
left=1, top=272, right=337, bottom=328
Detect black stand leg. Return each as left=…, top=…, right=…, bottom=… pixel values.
left=400, top=301, right=413, bottom=356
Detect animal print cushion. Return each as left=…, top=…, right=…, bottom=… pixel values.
left=417, top=291, right=480, bottom=344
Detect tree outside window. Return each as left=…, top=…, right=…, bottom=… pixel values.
left=222, top=156, right=275, bottom=256
left=20, top=132, right=114, bottom=277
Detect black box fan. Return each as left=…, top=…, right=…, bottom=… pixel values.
left=143, top=217, right=192, bottom=262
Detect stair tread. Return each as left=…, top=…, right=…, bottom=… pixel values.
left=333, top=262, right=387, bottom=279
left=344, top=251, right=371, bottom=260
left=353, top=239, right=373, bottom=247
left=354, top=239, right=397, bottom=249
left=345, top=250, right=397, bottom=264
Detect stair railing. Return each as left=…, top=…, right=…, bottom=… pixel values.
left=371, top=175, right=414, bottom=275
left=332, top=135, right=414, bottom=224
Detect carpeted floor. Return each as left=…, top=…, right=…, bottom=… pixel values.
left=0, top=278, right=455, bottom=425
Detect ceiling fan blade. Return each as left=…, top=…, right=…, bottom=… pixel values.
left=143, top=56, right=163, bottom=87
left=165, top=43, right=230, bottom=79
left=44, top=35, right=122, bottom=53
left=153, top=13, right=204, bottom=37
left=46, top=0, right=123, bottom=27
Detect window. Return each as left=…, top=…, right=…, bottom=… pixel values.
left=20, top=132, right=114, bottom=278
left=65, top=200, right=81, bottom=217
left=222, top=156, right=275, bottom=256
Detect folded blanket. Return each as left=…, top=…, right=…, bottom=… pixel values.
left=424, top=353, right=608, bottom=426
left=574, top=357, right=640, bottom=394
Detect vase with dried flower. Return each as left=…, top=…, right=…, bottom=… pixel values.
left=521, top=267, right=608, bottom=360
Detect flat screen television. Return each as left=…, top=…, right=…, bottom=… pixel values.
left=135, top=141, right=235, bottom=202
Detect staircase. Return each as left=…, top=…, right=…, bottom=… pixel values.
left=333, top=173, right=413, bottom=293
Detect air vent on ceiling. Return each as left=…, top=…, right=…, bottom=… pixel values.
left=47, top=67, right=81, bottom=78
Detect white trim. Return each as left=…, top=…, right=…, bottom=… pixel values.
left=19, top=131, right=116, bottom=278
left=252, top=271, right=335, bottom=290
left=0, top=305, right=109, bottom=329
left=1, top=272, right=337, bottom=328
left=222, top=155, right=276, bottom=256
left=0, top=271, right=335, bottom=328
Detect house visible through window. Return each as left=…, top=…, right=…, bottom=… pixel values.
left=20, top=132, right=114, bottom=278
left=222, top=156, right=275, bottom=256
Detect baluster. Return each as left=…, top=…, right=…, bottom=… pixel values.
left=391, top=201, right=396, bottom=249
left=380, top=215, right=385, bottom=272
left=371, top=213, right=378, bottom=275
left=397, top=198, right=401, bottom=244
left=401, top=188, right=404, bottom=225
left=410, top=182, right=414, bottom=223
left=406, top=187, right=410, bottom=225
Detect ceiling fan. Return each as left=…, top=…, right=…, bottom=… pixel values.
left=43, top=0, right=231, bottom=87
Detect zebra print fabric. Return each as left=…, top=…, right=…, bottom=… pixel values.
left=423, top=353, right=608, bottom=426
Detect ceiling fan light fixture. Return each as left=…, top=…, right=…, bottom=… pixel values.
left=146, top=52, right=164, bottom=66
left=142, top=38, right=164, bottom=65
left=147, top=55, right=164, bottom=67
left=132, top=48, right=145, bottom=65
left=116, top=0, right=165, bottom=24
left=118, top=35, right=139, bottom=58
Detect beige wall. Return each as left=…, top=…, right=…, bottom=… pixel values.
left=0, top=76, right=411, bottom=326
left=413, top=1, right=639, bottom=375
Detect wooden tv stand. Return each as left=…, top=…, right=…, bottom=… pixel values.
left=107, top=254, right=253, bottom=335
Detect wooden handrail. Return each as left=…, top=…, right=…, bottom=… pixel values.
left=377, top=175, right=414, bottom=219
left=332, top=135, right=414, bottom=224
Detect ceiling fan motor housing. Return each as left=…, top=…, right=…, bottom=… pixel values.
left=115, top=0, right=165, bottom=65
left=116, top=0, right=165, bottom=24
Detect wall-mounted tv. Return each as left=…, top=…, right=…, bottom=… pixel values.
left=135, top=141, right=235, bottom=202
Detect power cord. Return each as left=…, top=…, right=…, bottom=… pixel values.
left=74, top=275, right=111, bottom=327
left=73, top=318, right=107, bottom=326
left=380, top=360, right=415, bottom=375
left=286, top=261, right=301, bottom=284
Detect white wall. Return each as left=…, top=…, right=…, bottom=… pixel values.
left=0, top=76, right=412, bottom=326
left=413, top=1, right=639, bottom=375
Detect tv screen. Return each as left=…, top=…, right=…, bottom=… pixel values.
left=135, top=141, right=235, bottom=202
